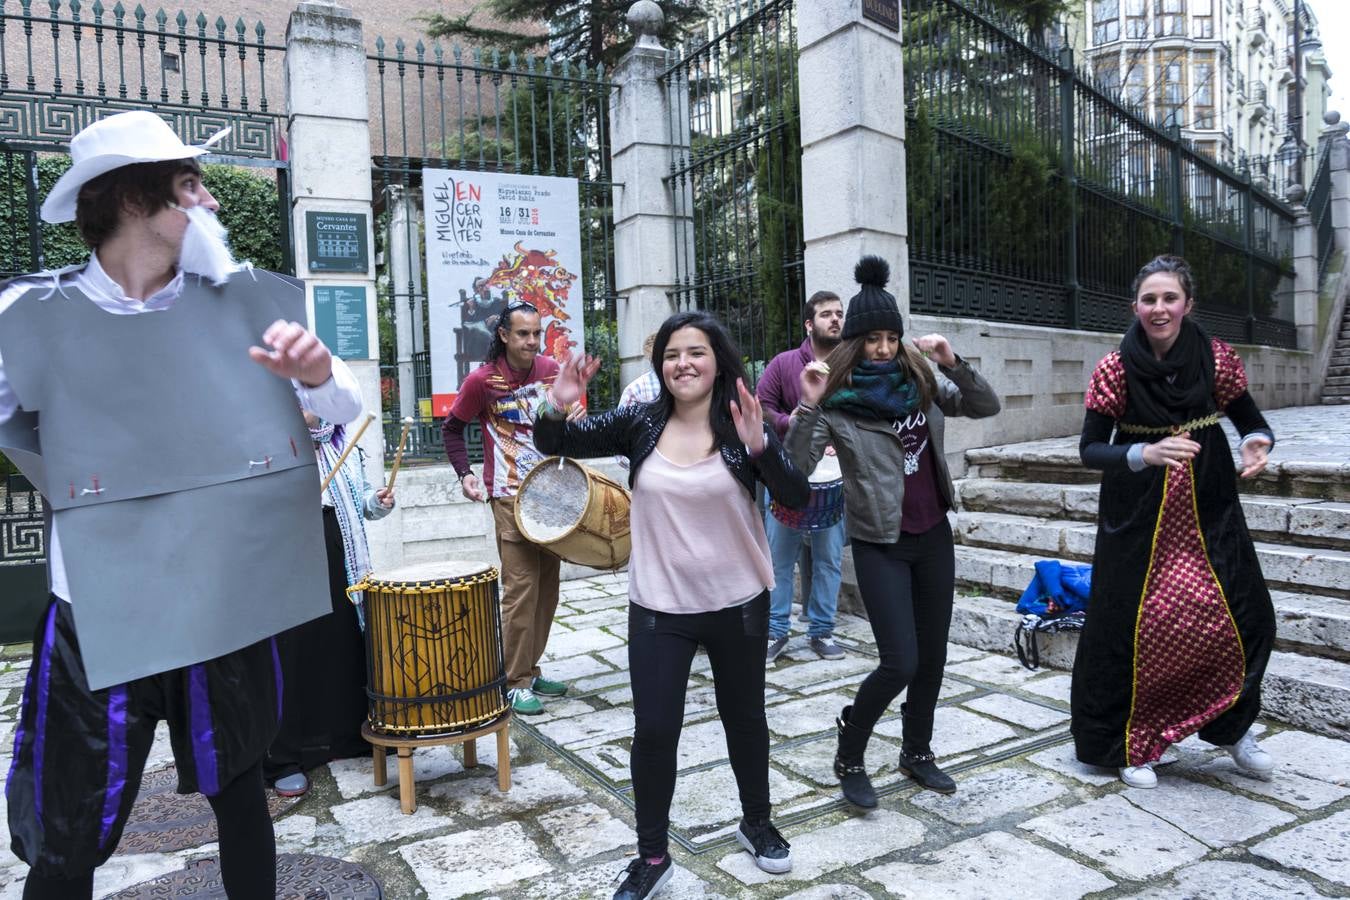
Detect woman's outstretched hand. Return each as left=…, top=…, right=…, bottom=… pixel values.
left=1239, top=435, right=1271, bottom=479
left=729, top=378, right=765, bottom=456
left=914, top=333, right=957, bottom=368
left=550, top=349, right=601, bottom=409
left=1141, top=432, right=1201, bottom=470
left=798, top=361, right=829, bottom=408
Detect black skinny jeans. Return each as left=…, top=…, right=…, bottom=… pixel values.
left=628, top=592, right=772, bottom=858
left=848, top=520, right=956, bottom=752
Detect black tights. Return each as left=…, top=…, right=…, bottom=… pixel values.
left=848, top=521, right=956, bottom=751
left=22, top=760, right=275, bottom=900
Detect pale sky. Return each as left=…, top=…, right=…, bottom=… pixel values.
left=1310, top=0, right=1349, bottom=120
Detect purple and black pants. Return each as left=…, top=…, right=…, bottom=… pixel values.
left=6, top=596, right=280, bottom=896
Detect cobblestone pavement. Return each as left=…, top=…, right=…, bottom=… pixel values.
left=0, top=570, right=1347, bottom=899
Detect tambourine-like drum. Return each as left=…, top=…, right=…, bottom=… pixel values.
left=352, top=561, right=509, bottom=737
left=770, top=453, right=845, bottom=532
left=514, top=457, right=631, bottom=569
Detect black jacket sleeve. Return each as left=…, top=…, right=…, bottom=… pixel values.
left=1225, top=391, right=1275, bottom=449
left=751, top=427, right=810, bottom=509
left=534, top=404, right=637, bottom=460
left=1079, top=409, right=1133, bottom=472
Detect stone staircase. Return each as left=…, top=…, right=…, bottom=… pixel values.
left=947, top=437, right=1350, bottom=741
left=1324, top=303, right=1350, bottom=404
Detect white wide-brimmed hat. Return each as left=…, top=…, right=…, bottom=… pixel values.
left=41, top=111, right=227, bottom=223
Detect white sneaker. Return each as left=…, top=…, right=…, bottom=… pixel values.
left=1119, top=763, right=1157, bottom=788
left=1221, top=731, right=1275, bottom=779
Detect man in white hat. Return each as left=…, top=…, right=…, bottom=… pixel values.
left=0, top=111, right=361, bottom=899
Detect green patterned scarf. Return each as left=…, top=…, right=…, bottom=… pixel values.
left=823, top=359, right=920, bottom=421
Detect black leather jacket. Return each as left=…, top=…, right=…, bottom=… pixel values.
left=534, top=401, right=810, bottom=509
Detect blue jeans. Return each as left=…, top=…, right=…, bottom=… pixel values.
left=766, top=513, right=845, bottom=639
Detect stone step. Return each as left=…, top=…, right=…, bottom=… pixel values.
left=1326, top=375, right=1350, bottom=388
left=966, top=446, right=1350, bottom=502
left=947, top=595, right=1350, bottom=740
left=1323, top=395, right=1350, bottom=405
left=954, top=479, right=1350, bottom=549
left=953, top=512, right=1350, bottom=596
left=952, top=543, right=1350, bottom=659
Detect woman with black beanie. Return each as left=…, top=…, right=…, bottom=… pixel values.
left=787, top=256, right=1000, bottom=807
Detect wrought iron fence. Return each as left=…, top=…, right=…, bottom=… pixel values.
left=664, top=0, right=803, bottom=376
left=903, top=0, right=1298, bottom=348
left=367, top=38, right=620, bottom=418
left=0, top=0, right=285, bottom=155
left=1308, top=141, right=1335, bottom=282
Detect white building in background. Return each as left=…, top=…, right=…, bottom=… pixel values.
left=1072, top=0, right=1332, bottom=192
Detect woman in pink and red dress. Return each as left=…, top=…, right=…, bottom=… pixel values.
left=1071, top=254, right=1278, bottom=789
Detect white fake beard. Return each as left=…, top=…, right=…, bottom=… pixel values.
left=174, top=204, right=239, bottom=286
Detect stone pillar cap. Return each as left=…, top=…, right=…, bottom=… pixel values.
left=628, top=1, right=664, bottom=51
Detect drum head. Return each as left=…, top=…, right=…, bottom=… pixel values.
left=809, top=453, right=842, bottom=484
left=517, top=457, right=588, bottom=542
left=364, top=560, right=496, bottom=588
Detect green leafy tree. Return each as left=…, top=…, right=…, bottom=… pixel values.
left=421, top=1, right=707, bottom=70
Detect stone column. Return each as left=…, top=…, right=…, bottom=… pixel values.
left=797, top=2, right=909, bottom=312
left=1289, top=205, right=1317, bottom=351
left=388, top=185, right=420, bottom=419
left=285, top=1, right=383, bottom=478
left=1328, top=122, right=1350, bottom=257
left=609, top=2, right=684, bottom=387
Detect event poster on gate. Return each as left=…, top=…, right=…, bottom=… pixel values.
left=422, top=166, right=586, bottom=417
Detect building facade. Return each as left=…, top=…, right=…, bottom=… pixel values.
left=1073, top=0, right=1332, bottom=193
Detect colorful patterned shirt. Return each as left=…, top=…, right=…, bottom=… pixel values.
left=448, top=355, right=560, bottom=498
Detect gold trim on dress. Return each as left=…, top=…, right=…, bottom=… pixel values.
left=1117, top=413, right=1221, bottom=436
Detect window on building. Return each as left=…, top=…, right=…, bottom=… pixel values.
left=1156, top=54, right=1187, bottom=126
left=1126, top=0, right=1148, bottom=38
left=1155, top=0, right=1185, bottom=37
left=1093, top=0, right=1121, bottom=44
left=1094, top=56, right=1123, bottom=94
left=1194, top=53, right=1215, bottom=128
left=1126, top=52, right=1148, bottom=106
left=1193, top=0, right=1214, bottom=38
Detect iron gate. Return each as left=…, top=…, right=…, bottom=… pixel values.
left=0, top=476, right=46, bottom=643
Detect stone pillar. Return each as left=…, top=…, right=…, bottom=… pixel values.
left=388, top=185, right=420, bottom=419
left=1290, top=205, right=1317, bottom=351
left=609, top=2, right=684, bottom=387
left=1328, top=125, right=1350, bottom=257
left=285, top=1, right=383, bottom=483
left=798, top=2, right=909, bottom=313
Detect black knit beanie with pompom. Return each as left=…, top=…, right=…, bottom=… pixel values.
left=842, top=256, right=903, bottom=340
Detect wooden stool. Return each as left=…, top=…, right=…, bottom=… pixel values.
left=362, top=712, right=512, bottom=814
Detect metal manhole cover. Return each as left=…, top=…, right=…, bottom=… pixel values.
left=115, top=766, right=299, bottom=855
left=108, top=853, right=383, bottom=899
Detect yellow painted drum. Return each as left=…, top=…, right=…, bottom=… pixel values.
left=514, top=457, right=631, bottom=569
left=352, top=561, right=508, bottom=737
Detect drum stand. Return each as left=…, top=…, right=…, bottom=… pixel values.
left=362, top=712, right=513, bottom=814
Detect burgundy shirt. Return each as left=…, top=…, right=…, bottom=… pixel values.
left=892, top=408, right=948, bottom=534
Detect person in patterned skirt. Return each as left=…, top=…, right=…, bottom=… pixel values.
left=1071, top=254, right=1278, bottom=789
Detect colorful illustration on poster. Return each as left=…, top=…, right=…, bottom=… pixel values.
left=422, top=167, right=585, bottom=417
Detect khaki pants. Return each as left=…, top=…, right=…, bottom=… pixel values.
left=491, top=497, right=562, bottom=690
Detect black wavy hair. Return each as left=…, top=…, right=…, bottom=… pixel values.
left=650, top=310, right=748, bottom=453
left=486, top=301, right=540, bottom=362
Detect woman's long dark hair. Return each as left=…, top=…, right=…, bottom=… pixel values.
left=819, top=334, right=937, bottom=409
left=651, top=311, right=747, bottom=452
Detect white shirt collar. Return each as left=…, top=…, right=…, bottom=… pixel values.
left=76, top=251, right=184, bottom=312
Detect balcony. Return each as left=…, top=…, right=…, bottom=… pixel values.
left=1248, top=9, right=1267, bottom=48
left=1245, top=83, right=1271, bottom=121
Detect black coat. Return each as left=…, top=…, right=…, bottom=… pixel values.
left=534, top=401, right=810, bottom=509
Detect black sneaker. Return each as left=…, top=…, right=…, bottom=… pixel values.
left=613, top=856, right=673, bottom=900
left=736, top=818, right=792, bottom=874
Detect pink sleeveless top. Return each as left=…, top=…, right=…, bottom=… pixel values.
left=629, top=448, right=774, bottom=614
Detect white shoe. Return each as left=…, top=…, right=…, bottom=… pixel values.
left=1221, top=731, right=1275, bottom=779
left=1119, top=763, right=1157, bottom=788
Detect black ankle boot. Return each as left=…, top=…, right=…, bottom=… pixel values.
left=899, top=749, right=956, bottom=793
left=833, top=705, right=878, bottom=809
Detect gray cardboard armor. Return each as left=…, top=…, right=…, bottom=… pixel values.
left=0, top=269, right=330, bottom=689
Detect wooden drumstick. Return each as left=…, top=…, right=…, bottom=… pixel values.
left=319, top=412, right=377, bottom=497
left=386, top=416, right=415, bottom=492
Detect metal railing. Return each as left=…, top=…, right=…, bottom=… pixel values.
left=664, top=0, right=803, bottom=376
left=0, top=0, right=285, bottom=156
left=1308, top=141, right=1335, bottom=282
left=367, top=38, right=620, bottom=410
left=903, top=0, right=1298, bottom=347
